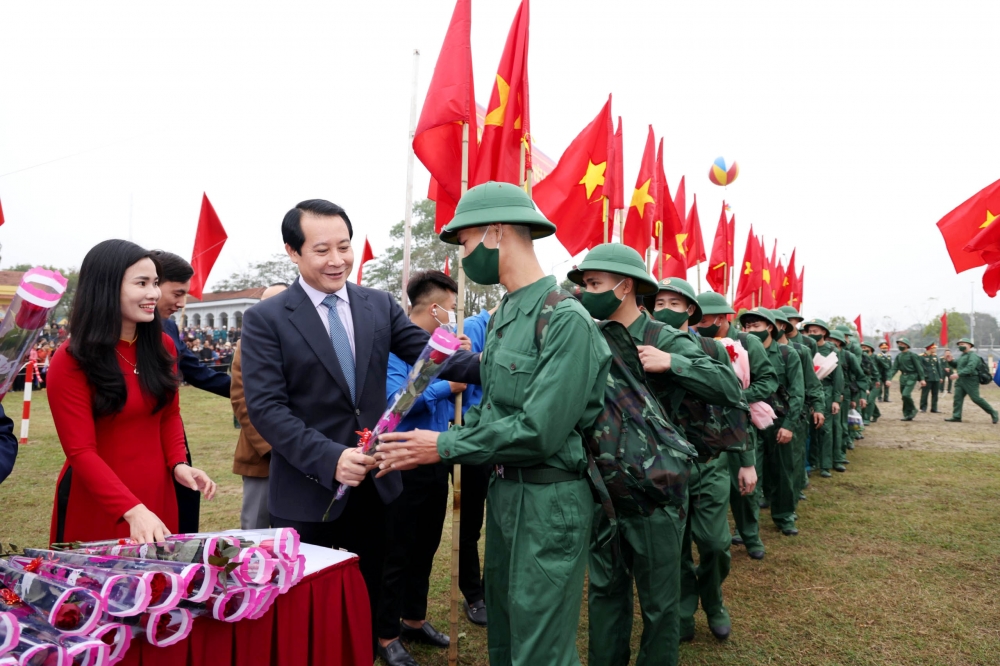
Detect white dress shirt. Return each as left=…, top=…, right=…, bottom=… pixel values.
left=298, top=275, right=356, bottom=359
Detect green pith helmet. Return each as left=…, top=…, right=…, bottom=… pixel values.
left=739, top=306, right=776, bottom=329
left=827, top=330, right=847, bottom=345
left=803, top=318, right=830, bottom=336
left=771, top=308, right=791, bottom=328
left=835, top=324, right=851, bottom=333
left=780, top=305, right=803, bottom=321
left=897, top=337, right=911, bottom=348
left=696, top=291, right=736, bottom=316
left=567, top=243, right=659, bottom=296
left=926, top=341, right=937, bottom=349
left=439, top=181, right=557, bottom=245
left=643, top=277, right=703, bottom=325
left=958, top=337, right=975, bottom=347
left=861, top=341, right=875, bottom=351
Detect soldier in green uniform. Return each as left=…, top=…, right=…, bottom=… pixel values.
left=778, top=306, right=822, bottom=493
left=826, top=330, right=865, bottom=467
left=943, top=349, right=958, bottom=393
left=692, top=292, right=777, bottom=560
left=568, top=246, right=745, bottom=665
left=887, top=337, right=926, bottom=421
left=877, top=342, right=893, bottom=401
left=840, top=330, right=869, bottom=448
left=803, top=319, right=843, bottom=478
left=860, top=341, right=883, bottom=424
left=772, top=308, right=825, bottom=505
left=652, top=284, right=753, bottom=642
left=377, top=182, right=612, bottom=666
left=739, top=308, right=805, bottom=535
left=919, top=342, right=944, bottom=413
left=945, top=338, right=999, bottom=424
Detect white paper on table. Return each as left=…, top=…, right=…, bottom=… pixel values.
left=298, top=543, right=357, bottom=578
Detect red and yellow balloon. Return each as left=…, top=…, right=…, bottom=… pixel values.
left=709, top=157, right=739, bottom=186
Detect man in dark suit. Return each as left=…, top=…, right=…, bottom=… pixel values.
left=151, top=250, right=232, bottom=533
left=240, top=199, right=480, bottom=656
left=0, top=404, right=17, bottom=485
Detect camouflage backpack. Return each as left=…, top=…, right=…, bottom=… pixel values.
left=643, top=324, right=749, bottom=462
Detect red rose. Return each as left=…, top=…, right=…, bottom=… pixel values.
left=148, top=573, right=167, bottom=604
left=14, top=300, right=49, bottom=331
left=429, top=349, right=449, bottom=364
left=54, top=602, right=82, bottom=630
left=155, top=612, right=173, bottom=640
left=223, top=592, right=243, bottom=618
left=725, top=345, right=739, bottom=363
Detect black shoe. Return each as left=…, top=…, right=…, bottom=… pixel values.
left=680, top=630, right=695, bottom=643
left=901, top=417, right=914, bottom=421
left=710, top=624, right=731, bottom=641
left=748, top=549, right=765, bottom=560
left=920, top=409, right=927, bottom=413
left=463, top=599, right=487, bottom=626
left=842, top=459, right=850, bottom=465
left=820, top=470, right=832, bottom=478
left=731, top=534, right=744, bottom=546
left=994, top=414, right=999, bottom=425
left=377, top=640, right=419, bottom=666
left=781, top=527, right=799, bottom=536
left=799, top=492, right=807, bottom=501
left=931, top=410, right=941, bottom=413
left=833, top=464, right=847, bottom=473
left=759, top=499, right=770, bottom=509
left=400, top=621, right=450, bottom=648
left=944, top=418, right=962, bottom=422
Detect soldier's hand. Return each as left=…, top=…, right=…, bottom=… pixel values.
left=886, top=381, right=892, bottom=387
left=850, top=401, right=856, bottom=409
left=458, top=334, right=473, bottom=351
left=860, top=399, right=867, bottom=409
left=920, top=380, right=927, bottom=387
left=376, top=430, right=442, bottom=477
left=637, top=346, right=672, bottom=373
left=812, top=412, right=826, bottom=428
left=777, top=428, right=793, bottom=444
left=832, top=402, right=841, bottom=415
left=738, top=466, right=757, bottom=495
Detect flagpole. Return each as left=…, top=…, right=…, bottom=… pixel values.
left=696, top=263, right=701, bottom=294
left=603, top=197, right=609, bottom=244
left=449, top=121, right=469, bottom=666
left=657, top=224, right=663, bottom=279
left=401, top=49, right=420, bottom=312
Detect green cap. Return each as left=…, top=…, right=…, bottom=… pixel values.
left=860, top=341, right=875, bottom=351
left=739, top=307, right=776, bottom=329
left=958, top=337, right=974, bottom=347
left=835, top=324, right=851, bottom=333
left=439, top=181, right=557, bottom=245
left=779, top=305, right=802, bottom=321
left=567, top=244, right=659, bottom=296
left=827, top=330, right=847, bottom=345
left=696, top=291, right=735, bottom=316
left=803, top=318, right=830, bottom=335
left=644, top=277, right=702, bottom=325
left=897, top=337, right=911, bottom=348
left=771, top=308, right=791, bottom=327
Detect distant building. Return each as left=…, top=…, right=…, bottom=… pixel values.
left=0, top=271, right=26, bottom=318
left=175, top=287, right=266, bottom=330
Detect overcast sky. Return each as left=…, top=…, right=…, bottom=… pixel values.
left=2, top=1, right=998, bottom=335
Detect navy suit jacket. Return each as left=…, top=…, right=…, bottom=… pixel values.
left=240, top=280, right=481, bottom=522
left=163, top=318, right=231, bottom=398
left=0, top=404, right=17, bottom=485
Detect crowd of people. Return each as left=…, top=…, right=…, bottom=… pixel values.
left=1, top=182, right=998, bottom=666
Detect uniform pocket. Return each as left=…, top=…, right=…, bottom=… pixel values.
left=490, top=348, right=537, bottom=408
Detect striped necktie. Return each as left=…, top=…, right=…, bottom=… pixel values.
left=322, top=294, right=356, bottom=404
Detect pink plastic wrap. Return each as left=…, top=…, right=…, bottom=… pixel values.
left=89, top=622, right=131, bottom=666
left=0, top=612, right=17, bottom=658
left=0, top=567, right=103, bottom=637
left=5, top=633, right=68, bottom=666
left=9, top=557, right=149, bottom=619
left=17, top=624, right=108, bottom=666
left=0, top=268, right=68, bottom=399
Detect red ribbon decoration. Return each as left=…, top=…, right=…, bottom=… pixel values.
left=23, top=557, right=42, bottom=573
left=0, top=588, right=22, bottom=605
left=356, top=429, right=374, bottom=454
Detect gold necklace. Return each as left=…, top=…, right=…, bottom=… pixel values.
left=116, top=349, right=139, bottom=375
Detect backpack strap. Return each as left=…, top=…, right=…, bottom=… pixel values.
left=534, top=289, right=573, bottom=352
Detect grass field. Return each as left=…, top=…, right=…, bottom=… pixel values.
left=2, top=384, right=999, bottom=665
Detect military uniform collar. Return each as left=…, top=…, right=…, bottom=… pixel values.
left=507, top=275, right=558, bottom=316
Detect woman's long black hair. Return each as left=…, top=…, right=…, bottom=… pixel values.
left=67, top=239, right=178, bottom=417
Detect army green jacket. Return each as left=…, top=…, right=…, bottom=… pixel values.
left=816, top=341, right=845, bottom=403
left=861, top=352, right=880, bottom=387
left=766, top=341, right=805, bottom=431
left=944, top=358, right=959, bottom=376
left=840, top=346, right=869, bottom=401
left=920, top=352, right=944, bottom=382
left=889, top=349, right=926, bottom=382
left=438, top=276, right=611, bottom=473
left=787, top=329, right=819, bottom=356
left=956, top=350, right=984, bottom=378
left=788, top=340, right=826, bottom=414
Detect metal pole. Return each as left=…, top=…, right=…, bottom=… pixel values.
left=401, top=49, right=420, bottom=312
left=448, top=121, right=470, bottom=666
left=696, top=262, right=702, bottom=294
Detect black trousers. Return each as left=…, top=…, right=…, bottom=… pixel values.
left=173, top=433, right=200, bottom=533
left=376, top=463, right=449, bottom=639
left=271, top=477, right=387, bottom=656
left=457, top=463, right=490, bottom=605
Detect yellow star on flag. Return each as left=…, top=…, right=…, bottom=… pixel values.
left=675, top=233, right=688, bottom=256
left=762, top=268, right=771, bottom=283
left=630, top=179, right=655, bottom=218
left=981, top=209, right=998, bottom=229
left=744, top=261, right=754, bottom=275
left=578, top=160, right=607, bottom=199
left=484, top=75, right=510, bottom=127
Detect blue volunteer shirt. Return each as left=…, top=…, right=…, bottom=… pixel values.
left=460, top=310, right=490, bottom=414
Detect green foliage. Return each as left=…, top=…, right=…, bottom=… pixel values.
left=7, top=263, right=79, bottom=324
left=212, top=254, right=299, bottom=292
left=828, top=315, right=852, bottom=330
left=365, top=199, right=505, bottom=314
left=923, top=310, right=970, bottom=345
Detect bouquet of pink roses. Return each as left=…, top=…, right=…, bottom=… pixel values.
left=0, top=267, right=68, bottom=399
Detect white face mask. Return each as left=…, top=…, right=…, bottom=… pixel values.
left=433, top=305, right=458, bottom=331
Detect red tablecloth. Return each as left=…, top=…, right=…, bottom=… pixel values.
left=118, top=557, right=373, bottom=666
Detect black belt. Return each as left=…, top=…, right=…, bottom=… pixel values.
left=494, top=464, right=583, bottom=484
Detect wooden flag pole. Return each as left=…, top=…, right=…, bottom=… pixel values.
left=603, top=197, right=609, bottom=243
left=448, top=121, right=470, bottom=666
left=696, top=263, right=702, bottom=294
left=401, top=49, right=421, bottom=312
left=657, top=224, right=663, bottom=279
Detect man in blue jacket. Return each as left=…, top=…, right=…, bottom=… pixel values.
left=0, top=404, right=17, bottom=485
left=151, top=250, right=232, bottom=532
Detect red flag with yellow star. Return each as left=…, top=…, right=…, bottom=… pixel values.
left=760, top=239, right=777, bottom=308
left=706, top=201, right=730, bottom=293
left=728, top=214, right=736, bottom=268
left=609, top=117, right=624, bottom=211
left=936, top=178, right=1000, bottom=273
left=623, top=126, right=657, bottom=257
left=474, top=0, right=530, bottom=186
left=779, top=248, right=796, bottom=305
left=734, top=225, right=761, bottom=310
left=684, top=193, right=706, bottom=264
left=534, top=95, right=613, bottom=256
left=414, top=0, right=478, bottom=231
left=673, top=176, right=686, bottom=237
left=653, top=139, right=686, bottom=279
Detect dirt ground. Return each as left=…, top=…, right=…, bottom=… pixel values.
left=862, top=381, right=1000, bottom=453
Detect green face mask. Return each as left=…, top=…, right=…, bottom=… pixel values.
left=959, top=345, right=969, bottom=352
left=654, top=307, right=690, bottom=329
left=462, top=226, right=501, bottom=286
left=698, top=323, right=721, bottom=338
left=898, top=345, right=906, bottom=352
left=748, top=329, right=770, bottom=344
left=580, top=280, right=624, bottom=320
left=808, top=333, right=824, bottom=342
